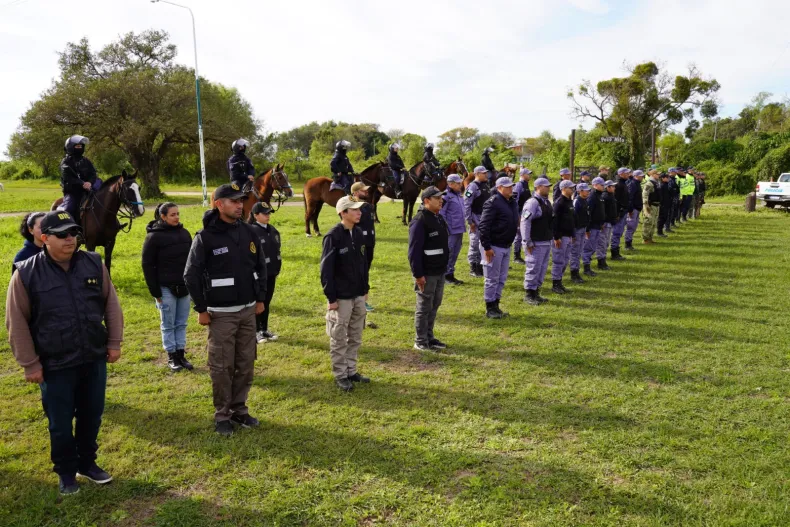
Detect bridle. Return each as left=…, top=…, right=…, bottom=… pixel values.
left=82, top=178, right=144, bottom=234
left=270, top=169, right=292, bottom=211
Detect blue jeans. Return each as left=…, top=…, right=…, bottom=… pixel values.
left=40, top=359, right=107, bottom=476
left=156, top=287, right=190, bottom=352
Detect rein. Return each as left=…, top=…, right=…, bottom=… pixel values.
left=81, top=181, right=144, bottom=234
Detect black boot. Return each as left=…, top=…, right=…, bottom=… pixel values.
left=476, top=263, right=485, bottom=277
left=485, top=301, right=503, bottom=319
left=583, top=263, right=597, bottom=277
left=535, top=288, right=550, bottom=304
left=597, top=258, right=611, bottom=271
left=611, top=248, right=626, bottom=261
left=445, top=273, right=464, bottom=285
left=552, top=279, right=566, bottom=294
left=513, top=249, right=525, bottom=264
left=176, top=349, right=193, bottom=371
left=524, top=289, right=541, bottom=306
left=167, top=353, right=183, bottom=372
left=469, top=263, right=480, bottom=277
left=570, top=270, right=585, bottom=284
left=494, top=299, right=508, bottom=317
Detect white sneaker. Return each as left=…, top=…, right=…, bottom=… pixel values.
left=256, top=331, right=267, bottom=344
left=262, top=331, right=279, bottom=341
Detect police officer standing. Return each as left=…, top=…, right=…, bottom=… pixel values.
left=248, top=202, right=282, bottom=343
left=642, top=169, right=661, bottom=244
left=464, top=166, right=490, bottom=278
left=512, top=168, right=532, bottom=264
left=409, top=186, right=450, bottom=351
left=481, top=146, right=496, bottom=184
left=439, top=174, right=466, bottom=285
left=184, top=184, right=268, bottom=436
left=478, top=176, right=519, bottom=318
left=583, top=177, right=607, bottom=276
left=386, top=143, right=406, bottom=198
left=695, top=173, right=707, bottom=218
left=658, top=172, right=672, bottom=237
left=351, top=182, right=376, bottom=312
left=59, top=135, right=98, bottom=222
left=6, top=211, right=123, bottom=495
left=227, top=139, right=256, bottom=192
left=570, top=182, right=591, bottom=283
left=610, top=167, right=631, bottom=261
left=331, top=140, right=355, bottom=193
left=553, top=168, right=572, bottom=202
left=521, top=178, right=554, bottom=306
left=597, top=180, right=618, bottom=269
left=624, top=170, right=644, bottom=251
left=551, top=180, right=576, bottom=294
left=667, top=168, right=680, bottom=231
left=320, top=196, right=370, bottom=392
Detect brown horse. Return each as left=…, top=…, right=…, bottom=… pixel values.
left=462, top=163, right=517, bottom=188
left=210, top=163, right=293, bottom=222
left=51, top=170, right=145, bottom=274
left=389, top=160, right=466, bottom=224
left=302, top=163, right=389, bottom=237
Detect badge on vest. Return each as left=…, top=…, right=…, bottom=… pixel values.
left=85, top=277, right=99, bottom=287
left=339, top=247, right=348, bottom=254
left=250, top=242, right=256, bottom=253
left=213, top=247, right=229, bottom=256
left=428, top=231, right=438, bottom=237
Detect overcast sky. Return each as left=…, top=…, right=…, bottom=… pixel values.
left=1, top=0, right=789, bottom=158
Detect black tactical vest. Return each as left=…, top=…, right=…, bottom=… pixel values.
left=250, top=222, right=282, bottom=277
left=530, top=197, right=553, bottom=242
left=199, top=222, right=260, bottom=307
left=414, top=210, right=449, bottom=276
left=574, top=197, right=590, bottom=229
left=646, top=179, right=660, bottom=205
left=17, top=250, right=107, bottom=371
left=471, top=181, right=490, bottom=215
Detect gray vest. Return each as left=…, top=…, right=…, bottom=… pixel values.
left=17, top=250, right=108, bottom=371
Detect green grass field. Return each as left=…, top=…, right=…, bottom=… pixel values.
left=1, top=199, right=789, bottom=526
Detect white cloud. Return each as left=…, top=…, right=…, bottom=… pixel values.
left=1, top=0, right=789, bottom=161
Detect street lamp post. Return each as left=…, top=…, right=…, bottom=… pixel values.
left=151, top=0, right=208, bottom=206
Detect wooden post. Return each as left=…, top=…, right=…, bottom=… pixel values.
left=569, top=129, right=576, bottom=181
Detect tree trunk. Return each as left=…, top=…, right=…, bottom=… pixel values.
left=131, top=153, right=164, bottom=199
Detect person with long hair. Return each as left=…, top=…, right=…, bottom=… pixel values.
left=248, top=202, right=282, bottom=343
left=12, top=212, right=46, bottom=273
left=142, top=202, right=193, bottom=372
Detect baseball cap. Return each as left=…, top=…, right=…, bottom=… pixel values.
left=576, top=182, right=591, bottom=192
left=580, top=170, right=590, bottom=177
left=214, top=183, right=247, bottom=200
left=633, top=170, right=645, bottom=177
left=473, top=166, right=487, bottom=174
left=534, top=177, right=551, bottom=187
left=592, top=177, right=606, bottom=186
left=668, top=167, right=678, bottom=174
left=495, top=177, right=515, bottom=188
left=559, top=180, right=576, bottom=190
left=350, top=182, right=371, bottom=193
left=335, top=196, right=365, bottom=214
left=520, top=167, right=533, bottom=176
left=605, top=180, right=616, bottom=187
left=617, top=167, right=630, bottom=175
left=559, top=168, right=571, bottom=176
left=251, top=202, right=275, bottom=215
left=447, top=174, right=463, bottom=183
left=421, top=186, right=445, bottom=200
left=41, top=211, right=81, bottom=234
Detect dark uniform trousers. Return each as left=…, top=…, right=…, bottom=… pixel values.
left=415, top=274, right=445, bottom=346
left=207, top=305, right=257, bottom=422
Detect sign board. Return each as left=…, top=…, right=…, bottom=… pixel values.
left=600, top=136, right=626, bottom=144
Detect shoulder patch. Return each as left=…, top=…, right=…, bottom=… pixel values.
left=249, top=241, right=256, bottom=254
left=522, top=209, right=532, bottom=220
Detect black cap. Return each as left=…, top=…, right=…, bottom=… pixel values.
left=251, top=201, right=274, bottom=215
left=40, top=211, right=81, bottom=234
left=420, top=186, right=445, bottom=200
left=214, top=183, right=247, bottom=200
left=660, top=172, right=669, bottom=178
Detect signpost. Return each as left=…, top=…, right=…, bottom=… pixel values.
left=600, top=136, right=626, bottom=144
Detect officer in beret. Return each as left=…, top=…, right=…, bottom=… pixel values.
left=551, top=179, right=576, bottom=294
left=610, top=167, right=631, bottom=261
left=409, top=186, right=450, bottom=351
left=439, top=174, right=466, bottom=285
left=582, top=177, right=607, bottom=276
left=478, top=175, right=519, bottom=318
left=521, top=177, right=553, bottom=305
left=642, top=169, right=661, bottom=243
left=553, top=168, right=572, bottom=202
left=463, top=166, right=490, bottom=278
left=570, top=182, right=591, bottom=283
left=596, top=180, right=618, bottom=270
left=319, top=196, right=370, bottom=392
left=6, top=211, right=123, bottom=494
left=624, top=170, right=644, bottom=251
left=351, top=182, right=376, bottom=312
left=512, top=167, right=532, bottom=264
left=658, top=172, right=672, bottom=237
left=184, top=183, right=268, bottom=436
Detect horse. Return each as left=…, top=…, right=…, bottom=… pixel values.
left=51, top=170, right=145, bottom=274
left=211, top=163, right=293, bottom=222
left=462, top=163, right=517, bottom=188
left=390, top=160, right=466, bottom=225
left=302, top=163, right=390, bottom=237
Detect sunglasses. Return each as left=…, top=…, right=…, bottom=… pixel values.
left=51, top=229, right=80, bottom=239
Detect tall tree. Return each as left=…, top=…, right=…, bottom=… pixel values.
left=568, top=62, right=720, bottom=165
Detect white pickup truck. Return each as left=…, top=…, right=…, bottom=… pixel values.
left=756, top=173, right=790, bottom=208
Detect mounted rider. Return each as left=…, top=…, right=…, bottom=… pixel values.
left=386, top=143, right=406, bottom=198
left=330, top=140, right=355, bottom=194
left=481, top=146, right=496, bottom=184
left=227, top=138, right=256, bottom=194
left=423, top=143, right=441, bottom=184
left=59, top=135, right=100, bottom=222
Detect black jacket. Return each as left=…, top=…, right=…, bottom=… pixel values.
left=356, top=201, right=376, bottom=247
left=330, top=152, right=354, bottom=175
left=628, top=179, right=643, bottom=211
left=573, top=196, right=590, bottom=230
left=603, top=191, right=618, bottom=223
left=481, top=152, right=495, bottom=172
left=249, top=222, right=282, bottom=277
left=479, top=191, right=519, bottom=250
left=587, top=189, right=606, bottom=229
left=552, top=195, right=576, bottom=239
left=60, top=155, right=97, bottom=194
left=659, top=181, right=673, bottom=206
left=142, top=221, right=192, bottom=298
left=320, top=223, right=369, bottom=303
left=387, top=149, right=405, bottom=172
left=408, top=209, right=450, bottom=277
left=423, top=151, right=440, bottom=173
left=614, top=178, right=630, bottom=215
left=184, top=209, right=268, bottom=313
left=227, top=153, right=256, bottom=184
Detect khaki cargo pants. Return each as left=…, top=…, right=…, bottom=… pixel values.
left=326, top=297, right=366, bottom=380
left=642, top=205, right=659, bottom=241
left=207, top=305, right=257, bottom=422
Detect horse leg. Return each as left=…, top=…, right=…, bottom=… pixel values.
left=103, top=239, right=115, bottom=276
left=304, top=198, right=314, bottom=237
left=313, top=202, right=323, bottom=237
left=402, top=199, right=408, bottom=225
left=408, top=200, right=415, bottom=223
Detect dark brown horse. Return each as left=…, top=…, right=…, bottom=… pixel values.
left=211, top=163, right=293, bottom=222
left=51, top=170, right=145, bottom=274
left=462, top=163, right=516, bottom=188
left=389, top=160, right=466, bottom=224
left=302, top=163, right=389, bottom=237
